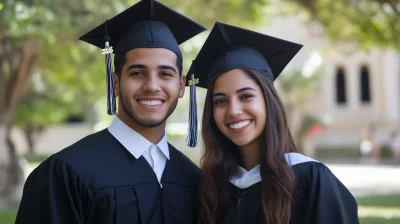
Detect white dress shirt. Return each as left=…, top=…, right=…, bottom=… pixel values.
left=229, top=153, right=317, bottom=189
left=108, top=116, right=169, bottom=186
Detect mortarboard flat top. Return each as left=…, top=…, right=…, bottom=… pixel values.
left=79, top=0, right=206, bottom=67
left=187, top=22, right=303, bottom=88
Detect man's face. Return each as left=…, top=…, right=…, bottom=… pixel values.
left=114, top=48, right=186, bottom=128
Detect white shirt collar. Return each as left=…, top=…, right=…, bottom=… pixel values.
left=107, top=116, right=170, bottom=160
left=230, top=164, right=262, bottom=190
left=229, top=152, right=317, bottom=189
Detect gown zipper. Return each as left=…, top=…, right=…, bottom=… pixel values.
left=159, top=183, right=164, bottom=224
left=234, top=189, right=244, bottom=224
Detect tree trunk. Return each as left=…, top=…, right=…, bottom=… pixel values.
left=22, top=122, right=45, bottom=155
left=0, top=125, right=26, bottom=209
left=27, top=130, right=35, bottom=155
left=0, top=38, right=39, bottom=209
left=0, top=126, right=10, bottom=196
left=24, top=123, right=36, bottom=155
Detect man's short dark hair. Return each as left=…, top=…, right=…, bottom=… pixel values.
left=115, top=54, right=183, bottom=77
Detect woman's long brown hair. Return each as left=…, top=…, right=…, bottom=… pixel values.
left=198, top=69, right=297, bottom=224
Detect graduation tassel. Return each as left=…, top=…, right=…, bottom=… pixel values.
left=187, top=73, right=199, bottom=147
left=148, top=0, right=154, bottom=18
left=102, top=23, right=116, bottom=115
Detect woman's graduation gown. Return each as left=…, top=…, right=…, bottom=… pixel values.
left=221, top=153, right=360, bottom=224
left=15, top=129, right=201, bottom=224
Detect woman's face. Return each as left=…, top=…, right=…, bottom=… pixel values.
left=211, top=69, right=267, bottom=149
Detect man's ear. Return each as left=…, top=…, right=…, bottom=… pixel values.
left=114, top=73, right=120, bottom=97
left=179, top=75, right=186, bottom=98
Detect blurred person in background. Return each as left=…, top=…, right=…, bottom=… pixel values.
left=360, top=135, right=373, bottom=158
left=389, top=131, right=400, bottom=163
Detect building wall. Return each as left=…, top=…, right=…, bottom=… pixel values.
left=261, top=16, right=400, bottom=148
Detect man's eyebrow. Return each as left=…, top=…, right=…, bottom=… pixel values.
left=126, top=64, right=146, bottom=72
left=158, top=65, right=177, bottom=73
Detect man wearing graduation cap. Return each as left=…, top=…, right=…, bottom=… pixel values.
left=16, top=1, right=206, bottom=223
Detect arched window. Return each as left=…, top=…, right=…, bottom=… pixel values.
left=360, top=65, right=371, bottom=103
left=336, top=67, right=347, bottom=104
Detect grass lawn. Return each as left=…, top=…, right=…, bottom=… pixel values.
left=357, top=194, right=400, bottom=208
left=23, top=153, right=51, bottom=164
left=1, top=194, right=399, bottom=223
left=359, top=218, right=400, bottom=224
left=0, top=210, right=17, bottom=223
left=356, top=194, right=400, bottom=224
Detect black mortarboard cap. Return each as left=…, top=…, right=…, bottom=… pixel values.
left=79, top=0, right=206, bottom=115
left=185, top=22, right=303, bottom=147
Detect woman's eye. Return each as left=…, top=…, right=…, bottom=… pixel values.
left=241, top=94, right=254, bottom=99
left=214, top=99, right=226, bottom=105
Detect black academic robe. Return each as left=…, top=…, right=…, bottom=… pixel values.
left=15, top=129, right=201, bottom=224
left=221, top=162, right=360, bottom=224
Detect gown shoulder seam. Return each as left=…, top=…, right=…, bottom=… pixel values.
left=53, top=156, right=94, bottom=192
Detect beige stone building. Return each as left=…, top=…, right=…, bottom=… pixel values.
left=262, top=15, right=400, bottom=149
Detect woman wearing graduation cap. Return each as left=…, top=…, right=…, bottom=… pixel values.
left=186, top=22, right=359, bottom=224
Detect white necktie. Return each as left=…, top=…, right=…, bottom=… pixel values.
left=149, top=145, right=164, bottom=186
left=149, top=145, right=159, bottom=169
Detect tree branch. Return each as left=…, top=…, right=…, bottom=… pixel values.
left=3, top=40, right=38, bottom=127
left=375, top=0, right=400, bottom=15
left=0, top=57, right=5, bottom=120
left=23, top=92, right=67, bottom=107
left=287, top=0, right=319, bottom=19
left=0, top=37, right=13, bottom=120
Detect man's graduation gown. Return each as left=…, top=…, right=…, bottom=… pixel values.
left=221, top=153, right=360, bottom=224
left=15, top=129, right=201, bottom=224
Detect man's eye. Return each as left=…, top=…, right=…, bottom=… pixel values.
left=160, top=72, right=172, bottom=77
left=131, top=71, right=143, bottom=76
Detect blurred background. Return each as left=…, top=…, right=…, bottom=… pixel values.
left=0, top=0, right=399, bottom=223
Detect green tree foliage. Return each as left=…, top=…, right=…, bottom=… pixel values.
left=283, top=0, right=400, bottom=50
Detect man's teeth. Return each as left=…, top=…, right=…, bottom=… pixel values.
left=229, top=120, right=251, bottom=129
left=139, top=100, right=163, bottom=106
